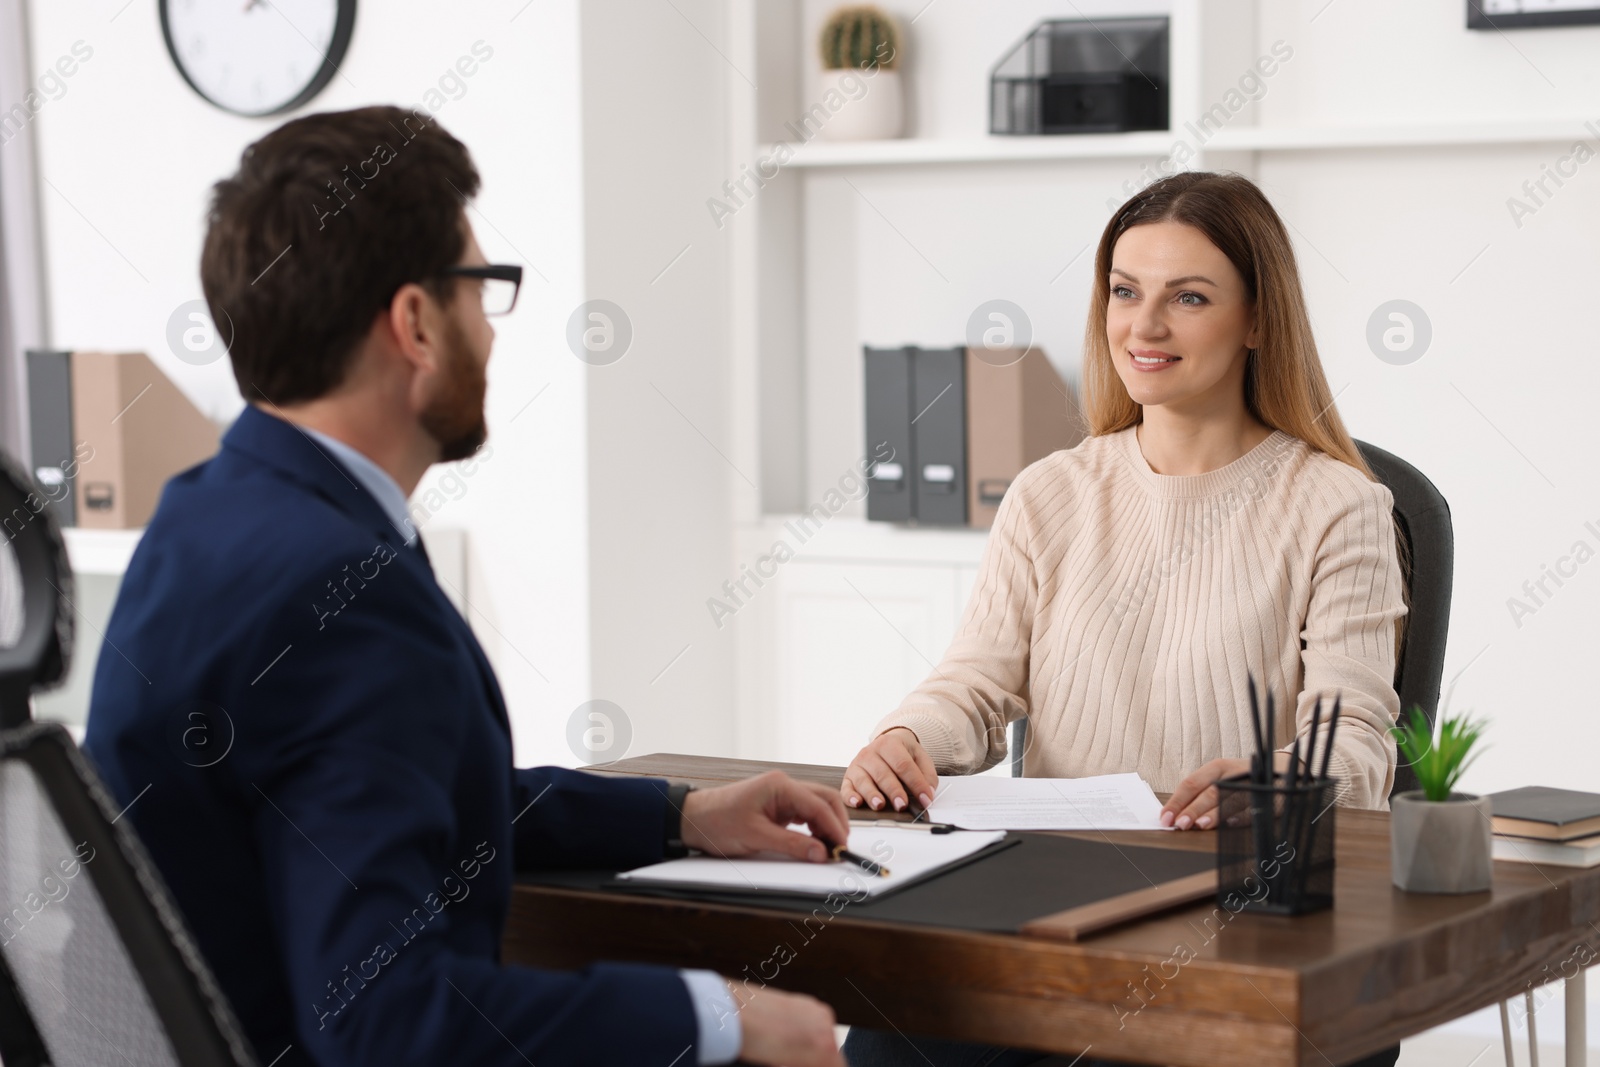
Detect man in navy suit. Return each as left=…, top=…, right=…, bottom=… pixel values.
left=85, top=106, right=849, bottom=1067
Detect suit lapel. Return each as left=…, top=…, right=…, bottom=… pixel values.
left=226, top=406, right=514, bottom=738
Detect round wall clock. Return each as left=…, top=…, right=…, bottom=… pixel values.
left=159, top=0, right=357, bottom=117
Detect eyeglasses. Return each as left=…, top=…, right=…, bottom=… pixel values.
left=440, top=264, right=523, bottom=316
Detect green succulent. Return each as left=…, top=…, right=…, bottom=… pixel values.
left=820, top=5, right=899, bottom=72
left=1394, top=705, right=1488, bottom=803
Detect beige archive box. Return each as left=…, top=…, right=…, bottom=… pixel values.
left=70, top=352, right=220, bottom=529
left=964, top=347, right=1088, bottom=529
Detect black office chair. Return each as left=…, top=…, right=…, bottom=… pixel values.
left=1353, top=440, right=1454, bottom=798
left=1009, top=438, right=1454, bottom=802
left=0, top=448, right=259, bottom=1067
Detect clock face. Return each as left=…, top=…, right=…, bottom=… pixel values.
left=160, top=0, right=356, bottom=117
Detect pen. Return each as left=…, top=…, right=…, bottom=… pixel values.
left=831, top=844, right=890, bottom=878
left=857, top=819, right=956, bottom=834
left=1317, top=693, right=1342, bottom=780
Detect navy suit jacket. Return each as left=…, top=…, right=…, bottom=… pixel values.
left=85, top=405, right=700, bottom=1066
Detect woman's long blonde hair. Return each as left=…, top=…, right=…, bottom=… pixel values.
left=1080, top=170, right=1410, bottom=658
left=1082, top=170, right=1373, bottom=479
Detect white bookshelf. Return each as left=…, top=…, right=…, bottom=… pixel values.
left=762, top=118, right=1600, bottom=169
left=723, top=0, right=1600, bottom=525
left=727, top=0, right=1266, bottom=521
left=61, top=527, right=144, bottom=576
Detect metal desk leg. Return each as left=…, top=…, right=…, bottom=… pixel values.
left=1567, top=967, right=1587, bottom=1067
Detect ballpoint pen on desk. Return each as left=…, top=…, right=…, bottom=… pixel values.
left=830, top=843, right=890, bottom=878
left=858, top=818, right=956, bottom=834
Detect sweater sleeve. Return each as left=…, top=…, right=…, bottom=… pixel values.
left=1289, top=478, right=1408, bottom=810
left=870, top=467, right=1041, bottom=774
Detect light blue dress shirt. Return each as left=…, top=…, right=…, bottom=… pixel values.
left=300, top=427, right=417, bottom=546
left=298, top=425, right=743, bottom=1065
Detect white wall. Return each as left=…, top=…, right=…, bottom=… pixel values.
left=26, top=0, right=596, bottom=768
left=1247, top=0, right=1600, bottom=798
left=579, top=0, right=739, bottom=761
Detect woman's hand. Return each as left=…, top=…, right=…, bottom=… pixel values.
left=1160, top=756, right=1252, bottom=830
left=1162, top=752, right=1293, bottom=829
left=840, top=727, right=939, bottom=813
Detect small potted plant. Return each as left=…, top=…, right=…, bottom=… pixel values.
left=1390, top=706, right=1492, bottom=893
left=817, top=5, right=904, bottom=141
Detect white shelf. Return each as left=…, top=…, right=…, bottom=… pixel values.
left=764, top=131, right=1176, bottom=167
left=1207, top=118, right=1600, bottom=152
left=62, top=527, right=143, bottom=576
left=763, top=118, right=1600, bottom=168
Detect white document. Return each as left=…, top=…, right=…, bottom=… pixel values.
left=926, top=772, right=1168, bottom=831
left=617, top=825, right=1006, bottom=897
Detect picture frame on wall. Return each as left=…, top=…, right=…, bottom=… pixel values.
left=1468, top=0, right=1600, bottom=29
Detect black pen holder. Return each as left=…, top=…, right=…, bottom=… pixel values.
left=1215, top=773, right=1336, bottom=916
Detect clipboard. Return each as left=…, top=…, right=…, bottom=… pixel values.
left=522, top=833, right=1217, bottom=938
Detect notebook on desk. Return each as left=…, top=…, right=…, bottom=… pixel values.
left=617, top=825, right=1010, bottom=898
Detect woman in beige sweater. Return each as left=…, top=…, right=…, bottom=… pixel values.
left=841, top=171, right=1408, bottom=835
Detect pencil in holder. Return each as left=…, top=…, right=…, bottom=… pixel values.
left=1215, top=773, right=1337, bottom=916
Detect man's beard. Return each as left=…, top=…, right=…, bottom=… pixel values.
left=420, top=314, right=488, bottom=462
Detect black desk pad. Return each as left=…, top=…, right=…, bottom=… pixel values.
left=520, top=832, right=1216, bottom=934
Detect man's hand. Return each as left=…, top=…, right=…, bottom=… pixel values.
left=679, top=771, right=852, bottom=860
left=727, top=983, right=844, bottom=1067
left=840, top=726, right=938, bottom=813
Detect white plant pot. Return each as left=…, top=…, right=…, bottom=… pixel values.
left=815, top=68, right=904, bottom=142
left=1390, top=791, right=1493, bottom=894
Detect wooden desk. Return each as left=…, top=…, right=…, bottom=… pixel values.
left=505, top=755, right=1598, bottom=1067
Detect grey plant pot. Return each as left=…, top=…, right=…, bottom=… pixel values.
left=1390, top=791, right=1493, bottom=893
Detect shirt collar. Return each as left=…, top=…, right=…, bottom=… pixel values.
left=299, top=427, right=417, bottom=546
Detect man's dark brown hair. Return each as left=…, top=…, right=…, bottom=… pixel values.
left=201, top=105, right=480, bottom=405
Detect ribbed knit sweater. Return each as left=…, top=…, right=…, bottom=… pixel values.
left=872, top=426, right=1408, bottom=810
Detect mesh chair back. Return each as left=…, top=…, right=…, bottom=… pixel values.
left=1, top=741, right=179, bottom=1065
left=1009, top=440, right=1454, bottom=796
left=0, top=723, right=259, bottom=1067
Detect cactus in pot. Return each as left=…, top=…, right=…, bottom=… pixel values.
left=820, top=5, right=899, bottom=71
left=813, top=5, right=905, bottom=141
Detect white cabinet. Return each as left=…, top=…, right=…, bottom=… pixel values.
left=769, top=560, right=956, bottom=766
left=735, top=518, right=988, bottom=766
